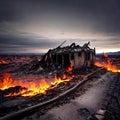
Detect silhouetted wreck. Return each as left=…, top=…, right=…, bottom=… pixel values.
left=40, top=42, right=96, bottom=70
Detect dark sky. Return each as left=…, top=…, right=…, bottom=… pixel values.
left=0, top=0, right=120, bottom=53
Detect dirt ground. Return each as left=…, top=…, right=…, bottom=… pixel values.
left=0, top=55, right=120, bottom=120
left=22, top=72, right=120, bottom=120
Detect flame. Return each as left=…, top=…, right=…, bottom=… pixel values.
left=0, top=73, right=15, bottom=90
left=0, top=64, right=73, bottom=97
left=19, top=79, right=50, bottom=97
left=51, top=74, right=72, bottom=86
left=39, top=79, right=50, bottom=94
left=6, top=88, right=27, bottom=97
left=66, top=62, right=73, bottom=72
left=95, top=59, right=120, bottom=73
left=2, top=78, right=50, bottom=97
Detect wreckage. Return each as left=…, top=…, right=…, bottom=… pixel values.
left=40, top=42, right=96, bottom=69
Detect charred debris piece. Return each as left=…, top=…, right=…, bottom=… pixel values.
left=40, top=42, right=96, bottom=71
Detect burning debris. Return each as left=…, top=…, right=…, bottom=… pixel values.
left=95, top=53, right=120, bottom=73
left=0, top=43, right=120, bottom=99
left=0, top=42, right=96, bottom=98
left=0, top=65, right=73, bottom=97
left=0, top=42, right=120, bottom=120
left=0, top=42, right=96, bottom=97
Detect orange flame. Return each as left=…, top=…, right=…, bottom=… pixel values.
left=51, top=74, right=71, bottom=86
left=6, top=88, right=27, bottom=97
left=66, top=62, right=73, bottom=72
left=0, top=73, right=15, bottom=90
left=20, top=79, right=50, bottom=97
left=95, top=59, right=120, bottom=73
left=39, top=79, right=50, bottom=94
left=0, top=63, right=73, bottom=97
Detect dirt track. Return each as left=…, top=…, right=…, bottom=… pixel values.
left=21, top=72, right=119, bottom=120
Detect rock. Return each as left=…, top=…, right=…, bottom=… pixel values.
left=96, top=109, right=106, bottom=116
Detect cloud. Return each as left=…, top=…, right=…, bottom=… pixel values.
left=0, top=31, right=62, bottom=53
left=0, top=0, right=120, bottom=53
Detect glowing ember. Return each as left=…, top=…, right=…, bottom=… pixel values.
left=0, top=60, right=9, bottom=64
left=0, top=63, right=73, bottom=97
left=95, top=59, right=120, bottom=73
left=104, top=53, right=108, bottom=58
